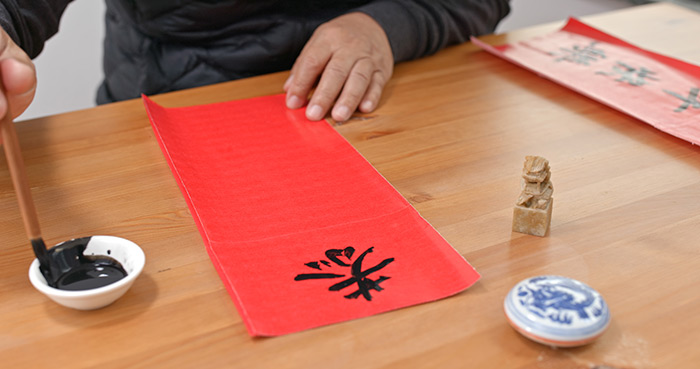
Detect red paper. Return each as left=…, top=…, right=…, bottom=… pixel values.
left=472, top=18, right=700, bottom=145
left=143, top=94, right=479, bottom=336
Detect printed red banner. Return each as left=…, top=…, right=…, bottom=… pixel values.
left=472, top=18, right=700, bottom=145
left=143, top=94, right=479, bottom=336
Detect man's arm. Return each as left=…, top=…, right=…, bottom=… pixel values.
left=0, top=0, right=73, bottom=58
left=356, top=0, right=511, bottom=62
left=285, top=0, right=510, bottom=122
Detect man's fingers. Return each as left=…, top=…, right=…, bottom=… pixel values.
left=331, top=58, right=374, bottom=122
left=359, top=71, right=387, bottom=113
left=286, top=42, right=332, bottom=110
left=2, top=58, right=36, bottom=94
left=285, top=12, right=394, bottom=122
left=0, top=58, right=36, bottom=119
left=0, top=27, right=37, bottom=119
left=305, top=55, right=355, bottom=121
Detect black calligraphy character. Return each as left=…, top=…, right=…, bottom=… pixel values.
left=327, top=247, right=394, bottom=301
left=325, top=247, right=354, bottom=266
left=555, top=41, right=606, bottom=66
left=664, top=87, right=700, bottom=113
left=294, top=246, right=395, bottom=301
left=596, top=61, right=658, bottom=86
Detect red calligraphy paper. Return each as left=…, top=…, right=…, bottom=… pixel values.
left=472, top=18, right=700, bottom=145
left=143, top=94, right=479, bottom=336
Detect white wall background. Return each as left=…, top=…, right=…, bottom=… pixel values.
left=18, top=0, right=105, bottom=121
left=496, top=0, right=634, bottom=32
left=18, top=0, right=638, bottom=121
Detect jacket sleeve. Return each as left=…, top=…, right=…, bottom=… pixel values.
left=355, top=0, right=510, bottom=62
left=0, top=0, right=73, bottom=58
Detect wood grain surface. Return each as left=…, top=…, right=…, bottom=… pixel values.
left=1, top=3, right=699, bottom=368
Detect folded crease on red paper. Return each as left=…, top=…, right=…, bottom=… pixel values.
left=143, top=94, right=480, bottom=336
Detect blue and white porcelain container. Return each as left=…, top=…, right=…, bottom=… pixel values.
left=504, top=275, right=610, bottom=347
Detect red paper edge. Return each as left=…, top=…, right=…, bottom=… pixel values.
left=141, top=95, right=258, bottom=335
left=470, top=18, right=700, bottom=146
left=561, top=18, right=700, bottom=77
left=470, top=36, right=533, bottom=76
left=142, top=95, right=481, bottom=336
left=471, top=18, right=700, bottom=79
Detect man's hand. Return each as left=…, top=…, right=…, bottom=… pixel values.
left=0, top=28, right=36, bottom=119
left=284, top=12, right=393, bottom=122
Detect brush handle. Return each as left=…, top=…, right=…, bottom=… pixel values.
left=0, top=108, right=42, bottom=240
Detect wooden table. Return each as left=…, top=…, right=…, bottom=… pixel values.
left=2, top=3, right=699, bottom=368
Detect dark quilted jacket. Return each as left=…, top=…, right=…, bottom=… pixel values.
left=0, top=0, right=510, bottom=104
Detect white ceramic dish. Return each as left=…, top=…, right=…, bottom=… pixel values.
left=28, top=235, right=145, bottom=310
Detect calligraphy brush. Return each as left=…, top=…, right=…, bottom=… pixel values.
left=0, top=102, right=55, bottom=286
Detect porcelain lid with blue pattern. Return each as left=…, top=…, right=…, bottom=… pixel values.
left=504, top=275, right=610, bottom=347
